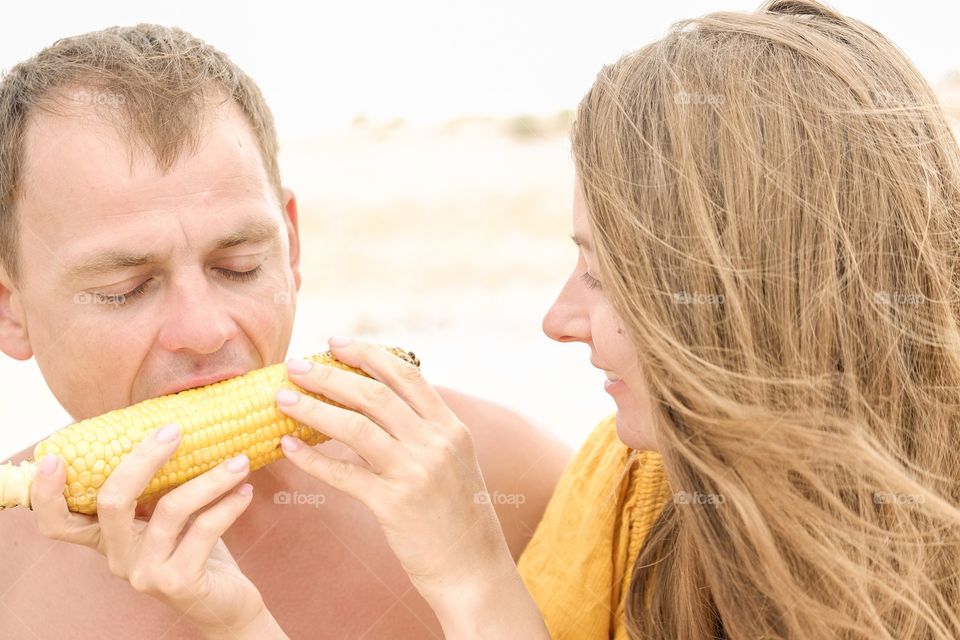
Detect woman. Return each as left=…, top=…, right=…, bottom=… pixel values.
left=32, top=0, right=960, bottom=637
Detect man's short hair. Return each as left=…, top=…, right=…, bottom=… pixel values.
left=0, top=24, right=283, bottom=286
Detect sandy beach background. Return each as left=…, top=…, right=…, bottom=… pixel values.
left=2, top=77, right=959, bottom=460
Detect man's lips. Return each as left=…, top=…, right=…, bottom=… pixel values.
left=158, top=370, right=246, bottom=397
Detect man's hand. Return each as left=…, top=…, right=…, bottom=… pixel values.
left=29, top=422, right=283, bottom=639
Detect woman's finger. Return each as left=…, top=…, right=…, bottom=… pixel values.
left=276, top=390, right=400, bottom=472
left=280, top=435, right=379, bottom=502
left=171, top=483, right=255, bottom=569
left=285, top=357, right=419, bottom=439
left=95, top=423, right=183, bottom=566
left=139, top=454, right=251, bottom=566
left=30, top=454, right=101, bottom=548
left=326, top=337, right=452, bottom=421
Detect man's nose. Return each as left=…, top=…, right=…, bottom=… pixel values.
left=543, top=277, right=590, bottom=344
left=156, top=274, right=239, bottom=354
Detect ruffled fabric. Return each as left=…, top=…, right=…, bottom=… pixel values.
left=518, top=415, right=671, bottom=639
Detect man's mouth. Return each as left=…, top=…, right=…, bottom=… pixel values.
left=159, top=370, right=246, bottom=397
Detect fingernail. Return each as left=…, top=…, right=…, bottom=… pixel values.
left=328, top=336, right=352, bottom=347
left=276, top=389, right=300, bottom=406
left=285, top=358, right=312, bottom=374
left=156, top=423, right=181, bottom=443
left=237, top=483, right=253, bottom=496
left=40, top=454, right=58, bottom=476
left=226, top=454, right=249, bottom=473
left=281, top=435, right=300, bottom=452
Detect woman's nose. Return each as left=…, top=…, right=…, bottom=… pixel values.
left=542, top=275, right=590, bottom=344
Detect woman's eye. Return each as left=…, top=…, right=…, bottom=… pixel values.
left=580, top=271, right=602, bottom=290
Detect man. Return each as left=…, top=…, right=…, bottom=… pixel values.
left=0, top=25, right=570, bottom=638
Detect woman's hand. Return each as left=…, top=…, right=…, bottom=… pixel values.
left=276, top=337, right=549, bottom=638
left=30, top=423, right=286, bottom=640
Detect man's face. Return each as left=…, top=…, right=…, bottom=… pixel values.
left=0, top=93, right=301, bottom=421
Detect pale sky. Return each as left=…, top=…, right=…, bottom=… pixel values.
left=2, top=0, right=958, bottom=135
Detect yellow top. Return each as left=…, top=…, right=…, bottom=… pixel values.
left=518, top=415, right=671, bottom=640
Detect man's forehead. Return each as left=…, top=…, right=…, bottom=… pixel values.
left=17, top=100, right=277, bottom=247
left=21, top=98, right=270, bottom=206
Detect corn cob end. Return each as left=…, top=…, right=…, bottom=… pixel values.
left=0, top=460, right=38, bottom=511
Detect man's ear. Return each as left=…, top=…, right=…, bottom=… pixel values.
left=0, top=267, right=32, bottom=361
left=281, top=187, right=302, bottom=292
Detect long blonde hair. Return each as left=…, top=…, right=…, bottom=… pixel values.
left=572, top=0, right=960, bottom=637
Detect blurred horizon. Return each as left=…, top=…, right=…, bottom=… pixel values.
left=1, top=0, right=958, bottom=135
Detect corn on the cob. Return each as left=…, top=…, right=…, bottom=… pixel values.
left=0, top=346, right=419, bottom=514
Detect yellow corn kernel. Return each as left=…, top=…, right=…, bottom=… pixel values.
left=0, top=346, right=419, bottom=514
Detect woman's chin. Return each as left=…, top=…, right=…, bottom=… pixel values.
left=614, top=412, right=657, bottom=452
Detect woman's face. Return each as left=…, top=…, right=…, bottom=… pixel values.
left=543, top=177, right=657, bottom=451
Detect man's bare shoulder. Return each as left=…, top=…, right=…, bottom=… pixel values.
left=435, top=387, right=573, bottom=558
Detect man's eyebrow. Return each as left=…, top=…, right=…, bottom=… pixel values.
left=570, top=234, right=593, bottom=252
left=212, top=219, right=280, bottom=250
left=65, top=219, right=281, bottom=279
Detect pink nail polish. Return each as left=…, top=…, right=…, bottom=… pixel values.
left=276, top=389, right=300, bottom=406
left=281, top=435, right=300, bottom=452
left=226, top=454, right=249, bottom=473
left=237, top=483, right=253, bottom=496
left=285, top=358, right=312, bottom=374
left=328, top=336, right=352, bottom=347
left=40, top=454, right=58, bottom=476
left=156, top=423, right=181, bottom=443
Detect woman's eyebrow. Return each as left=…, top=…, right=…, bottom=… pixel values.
left=570, top=234, right=593, bottom=252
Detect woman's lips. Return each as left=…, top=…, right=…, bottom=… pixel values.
left=603, top=371, right=626, bottom=394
